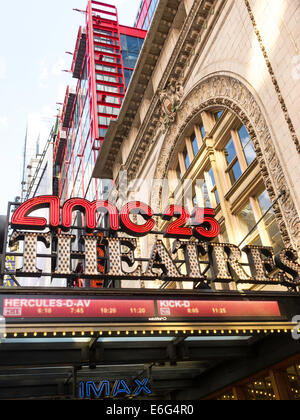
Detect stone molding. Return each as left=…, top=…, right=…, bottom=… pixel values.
left=151, top=74, right=300, bottom=251
left=244, top=0, right=300, bottom=154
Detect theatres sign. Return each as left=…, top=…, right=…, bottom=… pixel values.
left=8, top=196, right=300, bottom=288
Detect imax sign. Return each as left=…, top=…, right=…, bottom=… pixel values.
left=78, top=378, right=151, bottom=399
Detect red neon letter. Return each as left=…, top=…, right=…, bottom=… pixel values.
left=120, top=202, right=155, bottom=237
left=163, top=205, right=192, bottom=239
left=92, top=200, right=119, bottom=231
left=62, top=198, right=96, bottom=230
left=192, top=208, right=220, bottom=240
left=11, top=196, right=60, bottom=229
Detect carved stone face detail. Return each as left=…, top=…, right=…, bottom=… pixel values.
left=158, top=78, right=185, bottom=131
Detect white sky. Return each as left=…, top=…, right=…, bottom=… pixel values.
left=0, top=0, right=141, bottom=214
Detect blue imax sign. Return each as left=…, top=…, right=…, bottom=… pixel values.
left=79, top=378, right=151, bottom=399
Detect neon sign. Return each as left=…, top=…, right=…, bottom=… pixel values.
left=8, top=196, right=300, bottom=289
left=11, top=195, right=219, bottom=239
left=78, top=378, right=151, bottom=399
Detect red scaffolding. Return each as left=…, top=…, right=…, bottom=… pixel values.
left=53, top=0, right=146, bottom=203
left=86, top=0, right=126, bottom=149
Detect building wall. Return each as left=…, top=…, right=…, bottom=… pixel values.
left=97, top=0, right=300, bottom=290
left=186, top=0, right=300, bottom=211
left=122, top=0, right=300, bottom=225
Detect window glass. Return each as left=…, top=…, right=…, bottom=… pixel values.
left=257, top=190, right=284, bottom=253
left=96, top=83, right=119, bottom=94
left=215, top=110, right=224, bottom=120
left=95, top=64, right=117, bottom=73
left=184, top=148, right=190, bottom=170
left=96, top=73, right=118, bottom=83
left=98, top=105, right=120, bottom=116
left=225, top=138, right=237, bottom=164
left=120, top=34, right=144, bottom=69
left=192, top=194, right=198, bottom=207
left=95, top=45, right=114, bottom=54
left=257, top=190, right=272, bottom=215
left=99, top=116, right=111, bottom=126
left=232, top=162, right=242, bottom=183
left=191, top=134, right=199, bottom=156
left=225, top=138, right=242, bottom=184
left=81, top=60, right=88, bottom=108
left=94, top=28, right=113, bottom=37
left=99, top=128, right=108, bottom=138
left=238, top=125, right=256, bottom=166
left=73, top=98, right=80, bottom=135
left=238, top=202, right=257, bottom=237
left=107, top=96, right=120, bottom=105
left=200, top=123, right=205, bottom=139
left=208, top=168, right=220, bottom=205
left=142, top=19, right=149, bottom=30
left=83, top=149, right=94, bottom=199
left=124, top=69, right=133, bottom=87
left=66, top=129, right=73, bottom=163
left=101, top=55, right=116, bottom=64
left=208, top=168, right=216, bottom=187
left=148, top=0, right=158, bottom=20
left=201, top=180, right=211, bottom=208
left=94, top=36, right=114, bottom=46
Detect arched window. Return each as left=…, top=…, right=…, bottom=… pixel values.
left=169, top=108, right=284, bottom=260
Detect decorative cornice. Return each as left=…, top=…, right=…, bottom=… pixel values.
left=123, top=0, right=217, bottom=181
left=244, top=0, right=300, bottom=154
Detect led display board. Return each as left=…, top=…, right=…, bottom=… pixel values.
left=0, top=295, right=282, bottom=324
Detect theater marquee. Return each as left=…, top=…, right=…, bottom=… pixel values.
left=1, top=296, right=282, bottom=323
left=7, top=195, right=300, bottom=289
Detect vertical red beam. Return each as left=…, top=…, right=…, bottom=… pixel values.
left=86, top=0, right=100, bottom=143
left=86, top=0, right=127, bottom=149
left=115, top=5, right=126, bottom=102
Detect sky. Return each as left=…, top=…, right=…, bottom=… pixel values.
left=0, top=0, right=141, bottom=215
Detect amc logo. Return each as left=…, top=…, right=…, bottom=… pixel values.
left=11, top=195, right=219, bottom=240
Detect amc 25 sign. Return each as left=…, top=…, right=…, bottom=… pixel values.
left=10, top=196, right=219, bottom=239
left=8, top=196, right=300, bottom=288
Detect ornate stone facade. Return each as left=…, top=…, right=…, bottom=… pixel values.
left=93, top=0, right=300, bottom=260
left=152, top=74, right=300, bottom=252
left=244, top=0, right=300, bottom=154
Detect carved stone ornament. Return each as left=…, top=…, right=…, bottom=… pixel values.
left=151, top=75, right=300, bottom=253
left=157, top=78, right=184, bottom=132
